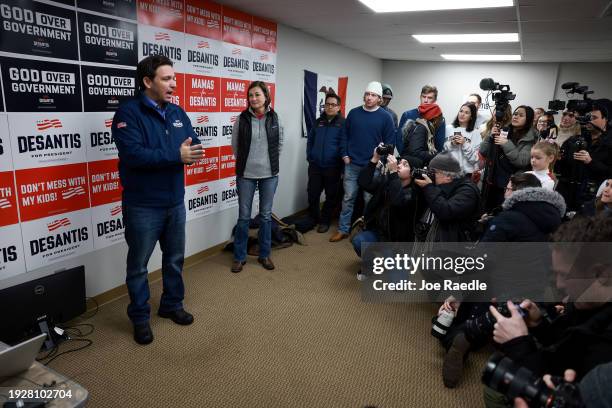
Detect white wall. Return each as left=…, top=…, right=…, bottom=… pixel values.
left=0, top=24, right=382, bottom=297
left=274, top=24, right=382, bottom=216
left=555, top=62, right=612, bottom=102
left=382, top=61, right=559, bottom=124
left=382, top=61, right=612, bottom=125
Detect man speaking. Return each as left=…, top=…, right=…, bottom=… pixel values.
left=113, top=55, right=204, bottom=345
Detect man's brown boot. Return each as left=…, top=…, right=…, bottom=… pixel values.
left=329, top=231, right=348, bottom=242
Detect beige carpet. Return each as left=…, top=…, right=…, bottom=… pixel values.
left=49, top=229, right=489, bottom=408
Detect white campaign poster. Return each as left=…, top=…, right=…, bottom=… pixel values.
left=187, top=112, right=221, bottom=148
left=0, top=114, right=27, bottom=279
left=250, top=49, right=276, bottom=82
left=185, top=182, right=220, bottom=220
left=217, top=177, right=238, bottom=211
left=83, top=113, right=119, bottom=161
left=220, top=42, right=252, bottom=79
left=91, top=202, right=125, bottom=249
left=20, top=208, right=94, bottom=271
left=184, top=34, right=222, bottom=76
left=217, top=111, right=239, bottom=147
left=8, top=113, right=88, bottom=170
left=138, top=24, right=186, bottom=73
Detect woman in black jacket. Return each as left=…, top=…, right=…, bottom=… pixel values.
left=400, top=103, right=444, bottom=167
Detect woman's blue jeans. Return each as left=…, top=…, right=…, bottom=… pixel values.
left=233, top=176, right=278, bottom=262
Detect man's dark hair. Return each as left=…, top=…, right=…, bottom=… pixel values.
left=552, top=214, right=612, bottom=243
left=592, top=100, right=610, bottom=121
left=247, top=81, right=271, bottom=109
left=325, top=93, right=341, bottom=105
left=452, top=102, right=478, bottom=132
left=137, top=55, right=173, bottom=91
left=509, top=172, right=541, bottom=191
left=469, top=93, right=482, bottom=104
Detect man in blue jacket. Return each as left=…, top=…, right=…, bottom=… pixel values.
left=307, top=93, right=344, bottom=233
left=330, top=81, right=395, bottom=242
left=397, top=84, right=446, bottom=153
left=113, top=55, right=204, bottom=345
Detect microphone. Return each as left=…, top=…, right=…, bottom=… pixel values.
left=480, top=78, right=497, bottom=91
left=561, top=82, right=579, bottom=90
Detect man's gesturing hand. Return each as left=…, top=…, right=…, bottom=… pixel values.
left=180, top=137, right=204, bottom=164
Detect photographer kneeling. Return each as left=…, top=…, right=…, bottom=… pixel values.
left=351, top=145, right=425, bottom=280
left=483, top=216, right=612, bottom=408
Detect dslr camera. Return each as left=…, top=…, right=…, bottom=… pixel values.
left=411, top=167, right=435, bottom=180
left=480, top=78, right=516, bottom=122
left=464, top=302, right=526, bottom=343
left=375, top=144, right=394, bottom=156
left=483, top=353, right=584, bottom=407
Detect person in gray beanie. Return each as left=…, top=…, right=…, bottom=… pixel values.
left=413, top=151, right=480, bottom=242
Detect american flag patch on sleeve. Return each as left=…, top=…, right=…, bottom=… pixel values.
left=117, top=122, right=127, bottom=128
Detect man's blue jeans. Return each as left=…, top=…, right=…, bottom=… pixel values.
left=351, top=230, right=380, bottom=257
left=338, top=163, right=363, bottom=234
left=123, top=203, right=186, bottom=325
left=339, top=163, right=372, bottom=234
left=233, top=176, right=278, bottom=262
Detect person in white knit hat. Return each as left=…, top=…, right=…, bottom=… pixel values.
left=329, top=81, right=395, bottom=242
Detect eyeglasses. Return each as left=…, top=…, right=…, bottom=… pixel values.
left=562, top=112, right=575, bottom=117
left=324, top=103, right=339, bottom=107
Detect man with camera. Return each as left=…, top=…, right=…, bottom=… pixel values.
left=350, top=146, right=424, bottom=266
left=558, top=102, right=612, bottom=211
left=412, top=152, right=480, bottom=243
left=555, top=108, right=581, bottom=147
left=330, top=82, right=395, bottom=242
left=483, top=216, right=612, bottom=408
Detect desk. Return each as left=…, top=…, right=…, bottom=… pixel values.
left=0, top=342, right=88, bottom=408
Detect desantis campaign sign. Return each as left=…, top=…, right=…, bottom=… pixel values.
left=0, top=0, right=277, bottom=276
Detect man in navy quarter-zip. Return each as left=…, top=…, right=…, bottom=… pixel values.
left=329, top=81, right=395, bottom=242
left=306, top=93, right=345, bottom=233
left=113, top=55, right=204, bottom=345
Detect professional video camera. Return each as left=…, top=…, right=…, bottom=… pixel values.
left=483, top=353, right=585, bottom=407
left=548, top=82, right=595, bottom=123
left=479, top=78, right=516, bottom=211
left=480, top=78, right=516, bottom=122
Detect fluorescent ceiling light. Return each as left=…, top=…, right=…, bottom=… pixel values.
left=441, top=54, right=522, bottom=61
left=413, top=33, right=519, bottom=43
left=358, top=0, right=513, bottom=13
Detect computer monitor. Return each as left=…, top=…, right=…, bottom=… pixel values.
left=0, top=266, right=86, bottom=346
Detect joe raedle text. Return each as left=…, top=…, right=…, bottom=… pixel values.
left=371, top=278, right=487, bottom=292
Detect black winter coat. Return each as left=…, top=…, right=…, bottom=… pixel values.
left=358, top=161, right=424, bottom=241
left=481, top=187, right=566, bottom=242
left=421, top=178, right=480, bottom=242
left=501, top=303, right=612, bottom=379
left=400, top=119, right=435, bottom=167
